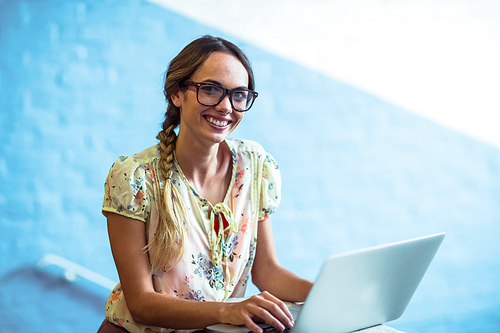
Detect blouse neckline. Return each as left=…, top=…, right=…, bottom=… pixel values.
left=173, top=139, right=237, bottom=211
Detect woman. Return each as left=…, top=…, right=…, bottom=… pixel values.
left=98, top=35, right=312, bottom=333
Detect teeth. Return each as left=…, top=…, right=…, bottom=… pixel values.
left=207, top=117, right=228, bottom=127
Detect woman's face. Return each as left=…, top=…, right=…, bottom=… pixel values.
left=172, top=51, right=249, bottom=147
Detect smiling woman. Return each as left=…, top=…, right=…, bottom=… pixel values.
left=98, top=35, right=312, bottom=333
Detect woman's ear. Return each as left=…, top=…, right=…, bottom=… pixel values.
left=171, top=87, right=183, bottom=108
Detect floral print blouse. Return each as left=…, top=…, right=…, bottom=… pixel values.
left=102, top=139, right=281, bottom=333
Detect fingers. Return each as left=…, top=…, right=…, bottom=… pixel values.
left=219, top=292, right=294, bottom=333
left=256, top=291, right=294, bottom=326
left=221, top=291, right=295, bottom=333
left=246, top=292, right=295, bottom=332
left=243, top=316, right=265, bottom=333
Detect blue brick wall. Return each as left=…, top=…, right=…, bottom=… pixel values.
left=1, top=1, right=499, bottom=332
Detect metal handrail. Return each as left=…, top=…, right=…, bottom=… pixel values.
left=36, top=253, right=117, bottom=291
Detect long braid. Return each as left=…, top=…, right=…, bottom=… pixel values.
left=146, top=107, right=188, bottom=273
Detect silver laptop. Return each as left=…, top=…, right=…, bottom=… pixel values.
left=206, top=233, right=445, bottom=333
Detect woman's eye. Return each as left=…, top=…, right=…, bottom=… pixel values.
left=201, top=85, right=220, bottom=95
left=233, top=91, right=248, bottom=101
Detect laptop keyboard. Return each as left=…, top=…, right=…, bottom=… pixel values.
left=261, top=327, right=291, bottom=333
left=259, top=324, right=382, bottom=332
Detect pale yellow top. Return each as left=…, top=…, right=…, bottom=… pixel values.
left=102, top=139, right=281, bottom=333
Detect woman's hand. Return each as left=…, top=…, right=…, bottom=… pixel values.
left=219, top=291, right=294, bottom=333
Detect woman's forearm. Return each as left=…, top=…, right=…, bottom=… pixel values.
left=251, top=218, right=313, bottom=303
left=128, top=290, right=294, bottom=332
left=128, top=291, right=226, bottom=329
left=252, top=265, right=313, bottom=302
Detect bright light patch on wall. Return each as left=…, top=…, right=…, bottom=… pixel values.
left=148, top=0, right=500, bottom=149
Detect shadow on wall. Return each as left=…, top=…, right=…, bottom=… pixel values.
left=1, top=266, right=108, bottom=332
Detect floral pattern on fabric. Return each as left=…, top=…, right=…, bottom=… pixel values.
left=191, top=253, right=225, bottom=290
left=174, top=277, right=206, bottom=302
left=104, top=285, right=131, bottom=329
left=102, top=139, right=281, bottom=333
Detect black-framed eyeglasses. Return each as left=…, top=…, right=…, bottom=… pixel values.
left=183, top=81, right=258, bottom=112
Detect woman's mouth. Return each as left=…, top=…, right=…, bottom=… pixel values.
left=205, top=116, right=230, bottom=127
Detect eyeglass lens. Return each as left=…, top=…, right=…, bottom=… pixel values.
left=198, top=84, right=254, bottom=111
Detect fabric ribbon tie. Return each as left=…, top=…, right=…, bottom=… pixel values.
left=208, top=202, right=237, bottom=301
left=208, top=203, right=237, bottom=264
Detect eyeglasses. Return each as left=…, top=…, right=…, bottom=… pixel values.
left=183, top=81, right=258, bottom=112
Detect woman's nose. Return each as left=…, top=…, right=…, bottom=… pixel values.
left=215, top=94, right=233, bottom=114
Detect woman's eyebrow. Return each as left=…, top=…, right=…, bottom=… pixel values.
left=202, top=79, right=248, bottom=90
left=202, top=79, right=223, bottom=86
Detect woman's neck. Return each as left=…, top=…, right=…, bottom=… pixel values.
left=174, top=136, right=232, bottom=205
left=175, top=134, right=225, bottom=172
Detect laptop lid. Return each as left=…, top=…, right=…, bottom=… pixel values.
left=292, top=232, right=445, bottom=333
left=207, top=233, right=445, bottom=333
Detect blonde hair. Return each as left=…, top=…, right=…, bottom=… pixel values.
left=146, top=35, right=255, bottom=273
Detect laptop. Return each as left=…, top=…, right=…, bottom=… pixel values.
left=206, top=233, right=445, bottom=333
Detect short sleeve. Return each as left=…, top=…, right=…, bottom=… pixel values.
left=102, top=156, right=152, bottom=223
left=259, top=152, right=282, bottom=220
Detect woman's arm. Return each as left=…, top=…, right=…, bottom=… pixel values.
left=251, top=217, right=313, bottom=302
left=107, top=212, right=293, bottom=332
